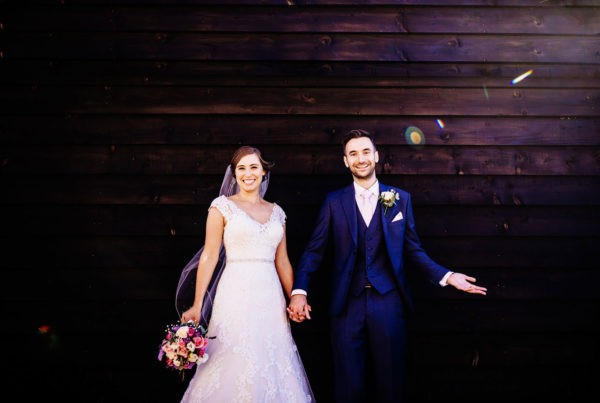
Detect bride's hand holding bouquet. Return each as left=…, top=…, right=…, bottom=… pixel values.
left=181, top=303, right=202, bottom=325
left=158, top=303, right=211, bottom=375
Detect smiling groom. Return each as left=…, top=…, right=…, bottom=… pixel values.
left=288, top=129, right=487, bottom=403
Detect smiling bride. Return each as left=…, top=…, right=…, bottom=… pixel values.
left=177, top=146, right=314, bottom=402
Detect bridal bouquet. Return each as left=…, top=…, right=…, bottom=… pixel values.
left=158, top=321, right=210, bottom=372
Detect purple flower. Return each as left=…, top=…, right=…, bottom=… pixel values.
left=158, top=350, right=164, bottom=361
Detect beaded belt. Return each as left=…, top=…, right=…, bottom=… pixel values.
left=227, top=258, right=273, bottom=264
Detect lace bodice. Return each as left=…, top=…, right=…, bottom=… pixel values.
left=209, top=195, right=286, bottom=262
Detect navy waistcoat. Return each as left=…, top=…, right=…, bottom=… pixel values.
left=350, top=201, right=398, bottom=296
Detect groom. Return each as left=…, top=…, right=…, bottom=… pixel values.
left=288, top=129, right=486, bottom=403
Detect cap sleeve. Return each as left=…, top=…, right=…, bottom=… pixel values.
left=273, top=203, right=287, bottom=225
left=209, top=195, right=234, bottom=222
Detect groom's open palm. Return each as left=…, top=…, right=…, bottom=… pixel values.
left=447, top=273, right=487, bottom=295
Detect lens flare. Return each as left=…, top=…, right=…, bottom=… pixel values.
left=511, top=69, right=533, bottom=85
left=38, top=325, right=51, bottom=334
left=436, top=119, right=445, bottom=129
left=404, top=126, right=425, bottom=146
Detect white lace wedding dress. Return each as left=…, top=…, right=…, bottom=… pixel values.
left=181, top=196, right=314, bottom=403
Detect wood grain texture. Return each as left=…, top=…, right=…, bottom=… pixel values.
left=5, top=6, right=600, bottom=34
left=14, top=1, right=600, bottom=6
left=3, top=175, right=598, bottom=205
left=2, top=86, right=599, bottom=116
left=2, top=145, right=598, bottom=175
left=2, top=2, right=599, bottom=400
left=3, top=61, right=598, bottom=86
left=3, top=205, right=597, bottom=236
left=4, top=32, right=599, bottom=63
left=1, top=235, right=596, bottom=269
left=1, top=115, right=599, bottom=146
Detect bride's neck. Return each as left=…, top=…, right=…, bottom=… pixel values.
left=235, top=189, right=261, bottom=204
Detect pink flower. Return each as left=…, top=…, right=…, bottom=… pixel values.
left=166, top=333, right=171, bottom=340
left=188, top=327, right=195, bottom=337
left=179, top=340, right=186, bottom=348
left=193, top=336, right=202, bottom=346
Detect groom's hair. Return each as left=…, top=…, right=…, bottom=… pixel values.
left=342, top=129, right=376, bottom=154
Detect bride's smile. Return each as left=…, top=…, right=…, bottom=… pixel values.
left=234, top=154, right=265, bottom=192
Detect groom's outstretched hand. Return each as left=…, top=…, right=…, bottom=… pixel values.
left=447, top=273, right=487, bottom=295
left=287, top=294, right=312, bottom=323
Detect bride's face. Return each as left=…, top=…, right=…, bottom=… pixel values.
left=235, top=153, right=266, bottom=193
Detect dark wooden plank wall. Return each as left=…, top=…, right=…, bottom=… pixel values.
left=1, top=1, right=599, bottom=401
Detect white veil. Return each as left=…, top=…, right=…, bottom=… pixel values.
left=175, top=165, right=270, bottom=328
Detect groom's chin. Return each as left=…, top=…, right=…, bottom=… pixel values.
left=351, top=171, right=374, bottom=180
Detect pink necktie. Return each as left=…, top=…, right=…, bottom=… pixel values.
left=360, top=190, right=374, bottom=226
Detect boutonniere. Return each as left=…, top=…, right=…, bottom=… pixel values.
left=378, top=189, right=399, bottom=215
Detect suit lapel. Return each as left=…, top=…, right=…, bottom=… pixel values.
left=340, top=184, right=358, bottom=248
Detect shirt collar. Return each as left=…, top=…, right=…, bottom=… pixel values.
left=353, top=180, right=379, bottom=198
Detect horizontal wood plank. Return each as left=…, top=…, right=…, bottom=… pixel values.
left=2, top=87, right=598, bottom=116
left=2, top=145, right=598, bottom=175
left=1, top=236, right=595, bottom=269
left=14, top=1, right=600, bottom=7
left=2, top=115, right=598, bottom=146
left=9, top=299, right=599, bottom=334
left=5, top=6, right=599, bottom=34
left=2, top=205, right=598, bottom=237
left=2, top=174, right=598, bottom=206
left=3, top=266, right=598, bottom=300
left=4, top=33, right=599, bottom=63
left=3, top=61, right=598, bottom=86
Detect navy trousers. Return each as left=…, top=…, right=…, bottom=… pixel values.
left=330, top=288, right=407, bottom=403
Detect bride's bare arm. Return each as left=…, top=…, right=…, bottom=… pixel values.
left=180, top=207, right=224, bottom=323
left=274, top=225, right=294, bottom=299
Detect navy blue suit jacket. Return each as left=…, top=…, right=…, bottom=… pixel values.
left=294, top=182, right=449, bottom=315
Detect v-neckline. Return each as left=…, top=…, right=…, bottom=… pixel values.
left=226, top=197, right=277, bottom=226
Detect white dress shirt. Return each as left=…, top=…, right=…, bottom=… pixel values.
left=291, top=180, right=452, bottom=297
left=354, top=181, right=379, bottom=227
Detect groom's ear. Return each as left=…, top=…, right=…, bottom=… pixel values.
left=374, top=150, right=379, bottom=163
left=343, top=155, right=349, bottom=168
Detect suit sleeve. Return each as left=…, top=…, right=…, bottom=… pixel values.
left=293, top=197, right=332, bottom=292
left=403, top=193, right=450, bottom=285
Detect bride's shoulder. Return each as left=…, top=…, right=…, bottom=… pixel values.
left=269, top=201, right=286, bottom=223
left=210, top=194, right=229, bottom=206
left=209, top=195, right=234, bottom=218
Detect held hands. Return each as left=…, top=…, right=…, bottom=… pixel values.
left=287, top=294, right=312, bottom=323
left=447, top=273, right=487, bottom=295
left=181, top=304, right=202, bottom=325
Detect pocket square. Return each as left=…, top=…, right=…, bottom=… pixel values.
left=392, top=212, right=404, bottom=222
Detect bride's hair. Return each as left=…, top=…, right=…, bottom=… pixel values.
left=230, top=146, right=274, bottom=177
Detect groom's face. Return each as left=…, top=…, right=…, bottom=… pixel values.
left=343, top=137, right=379, bottom=180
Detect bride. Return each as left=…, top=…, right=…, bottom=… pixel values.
left=177, top=146, right=314, bottom=402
